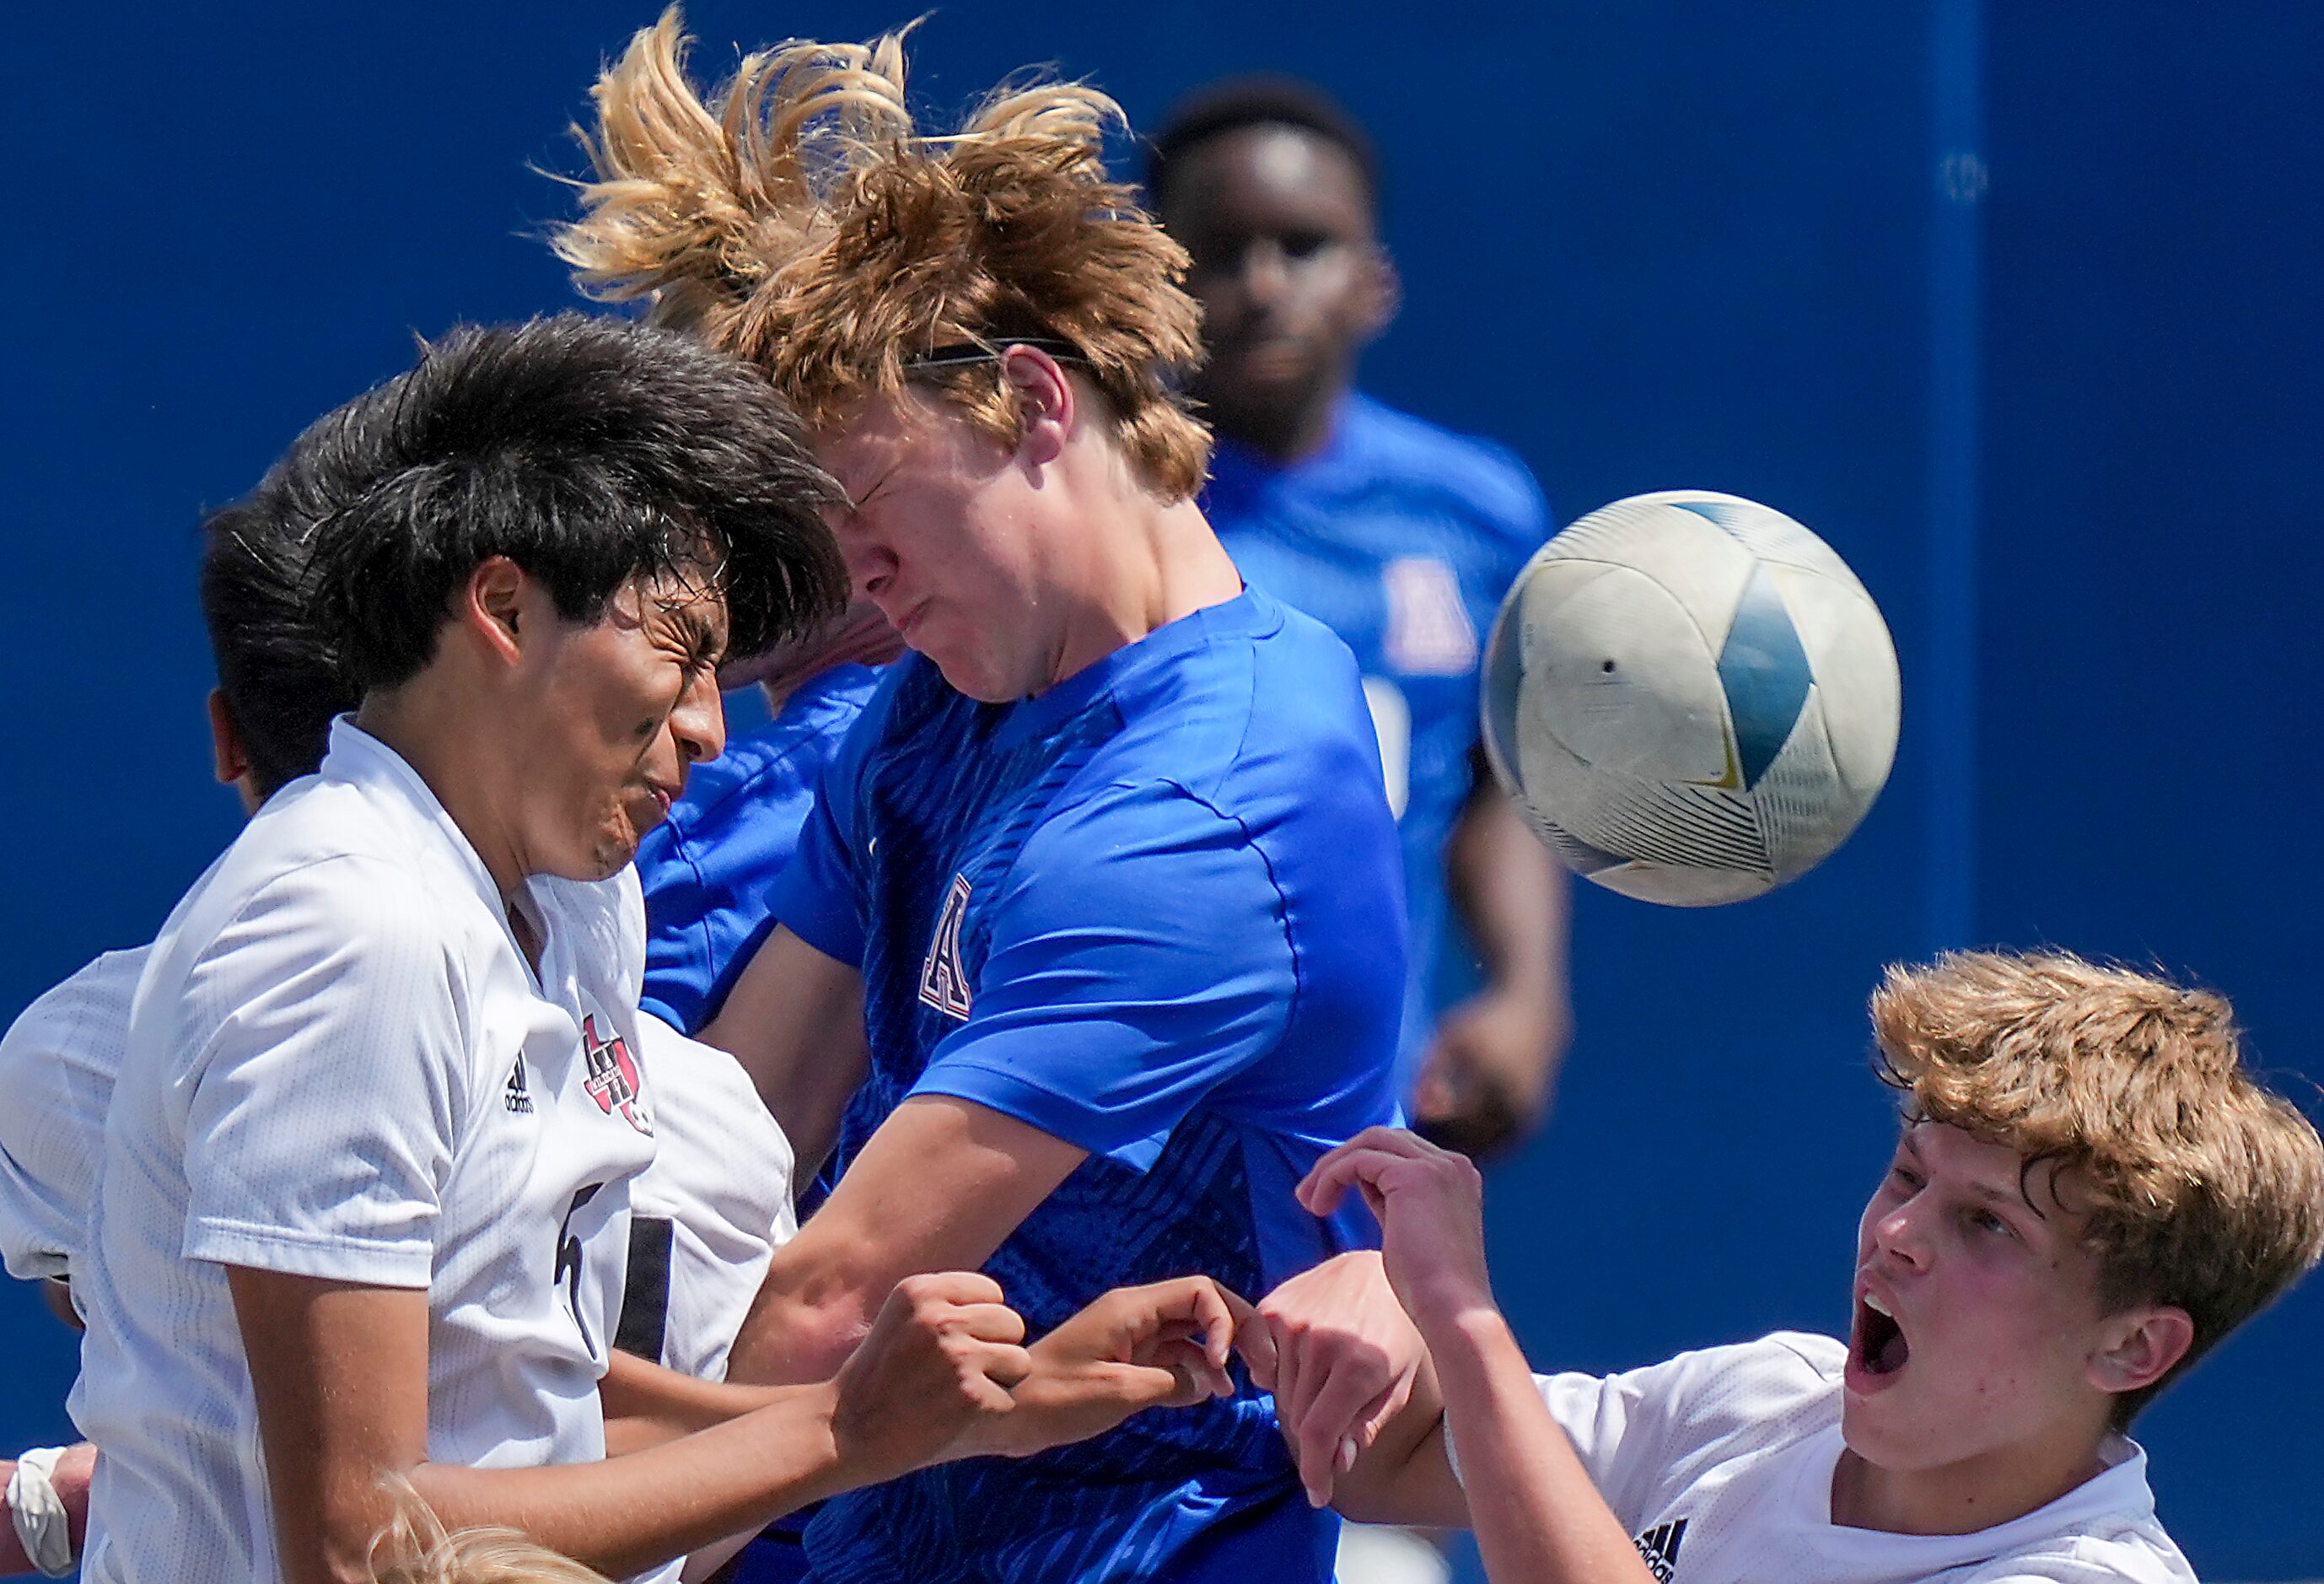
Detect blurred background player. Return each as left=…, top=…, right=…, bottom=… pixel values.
left=1149, top=78, right=1573, bottom=1160
left=558, top=17, right=1406, bottom=1580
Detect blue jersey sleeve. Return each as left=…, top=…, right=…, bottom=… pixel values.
left=910, top=782, right=1294, bottom=1172
left=767, top=728, right=874, bottom=970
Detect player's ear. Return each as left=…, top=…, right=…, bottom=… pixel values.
left=208, top=687, right=250, bottom=788
left=2086, top=1304, right=2194, bottom=1396
left=1358, top=244, right=1401, bottom=342
left=458, top=555, right=533, bottom=665
left=1001, top=345, right=1075, bottom=468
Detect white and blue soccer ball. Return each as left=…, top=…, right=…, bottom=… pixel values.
left=1482, top=490, right=1901, bottom=906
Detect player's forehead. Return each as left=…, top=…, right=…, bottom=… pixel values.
left=814, top=389, right=975, bottom=505
left=611, top=564, right=729, bottom=649
left=1165, top=123, right=1374, bottom=237
left=1895, top=1119, right=2088, bottom=1222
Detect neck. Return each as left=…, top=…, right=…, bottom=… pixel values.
left=1203, top=378, right=1347, bottom=466
left=354, top=685, right=530, bottom=909
left=1036, top=467, right=1244, bottom=693
left=1831, top=1430, right=2111, bottom=1538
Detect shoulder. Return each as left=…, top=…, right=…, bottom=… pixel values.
left=664, top=668, right=883, bottom=827
left=1083, top=597, right=1374, bottom=812
left=1601, top=1331, right=1843, bottom=1447
left=1342, top=394, right=1550, bottom=545
left=1960, top=1533, right=2196, bottom=1584
left=1, top=946, right=147, bottom=1067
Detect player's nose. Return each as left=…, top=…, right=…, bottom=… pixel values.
left=670, top=663, right=726, bottom=768
left=1869, top=1200, right=1934, bottom=1270
left=837, top=535, right=896, bottom=601
left=1236, top=238, right=1290, bottom=308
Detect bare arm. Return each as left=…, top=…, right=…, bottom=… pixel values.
left=0, top=1441, right=94, bottom=1575
left=700, top=926, right=869, bottom=1183
left=227, top=1266, right=1029, bottom=1584
left=1414, top=762, right=1572, bottom=1158
left=723, top=1094, right=1089, bottom=1385
left=599, top=1348, right=783, bottom=1456
left=1299, top=1129, right=1653, bottom=1584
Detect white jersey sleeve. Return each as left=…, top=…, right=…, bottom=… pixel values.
left=0, top=946, right=143, bottom=1281
left=1525, top=1333, right=1846, bottom=1523
left=178, top=857, right=474, bottom=1285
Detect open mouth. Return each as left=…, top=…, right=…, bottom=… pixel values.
left=1850, top=1290, right=1911, bottom=1384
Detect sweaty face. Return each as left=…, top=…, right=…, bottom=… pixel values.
left=512, top=570, right=729, bottom=881
left=1163, top=124, right=1386, bottom=439
left=1842, top=1122, right=2122, bottom=1474
left=816, top=391, right=1057, bottom=703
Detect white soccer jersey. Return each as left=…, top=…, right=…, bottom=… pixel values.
left=617, top=1012, right=796, bottom=1383
left=1459, top=1333, right=2193, bottom=1583
left=0, top=946, right=143, bottom=1282
left=72, top=722, right=660, bottom=1584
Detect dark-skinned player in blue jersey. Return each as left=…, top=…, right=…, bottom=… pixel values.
left=557, top=17, right=1405, bottom=1583
left=1150, top=79, right=1574, bottom=1161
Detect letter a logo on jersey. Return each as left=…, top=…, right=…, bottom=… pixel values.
left=918, top=874, right=974, bottom=1020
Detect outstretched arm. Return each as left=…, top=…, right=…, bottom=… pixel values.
left=722, top=1093, right=1089, bottom=1385
left=1299, top=1129, right=1654, bottom=1584
left=228, top=1266, right=1029, bottom=1584
left=1413, top=764, right=1572, bottom=1159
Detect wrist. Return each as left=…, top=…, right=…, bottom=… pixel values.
left=1406, top=1287, right=1511, bottom=1357
left=772, top=1380, right=855, bottom=1506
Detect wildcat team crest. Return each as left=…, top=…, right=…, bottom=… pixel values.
left=581, top=1010, right=654, bottom=1136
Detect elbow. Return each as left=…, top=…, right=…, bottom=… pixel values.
left=728, top=1263, right=880, bottom=1385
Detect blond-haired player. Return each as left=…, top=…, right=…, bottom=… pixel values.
left=1267, top=951, right=2324, bottom=1581
left=555, top=16, right=1407, bottom=1578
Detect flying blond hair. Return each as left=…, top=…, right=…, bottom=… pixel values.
left=367, top=1486, right=609, bottom=1584
left=555, top=9, right=1210, bottom=499
left=1871, top=949, right=2324, bottom=1423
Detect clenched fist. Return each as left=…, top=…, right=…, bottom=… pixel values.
left=828, top=1272, right=1032, bottom=1484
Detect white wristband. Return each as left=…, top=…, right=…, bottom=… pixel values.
left=7, top=1446, right=76, bottom=1578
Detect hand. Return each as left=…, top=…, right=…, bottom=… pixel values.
left=826, top=1272, right=1031, bottom=1483
left=961, top=1276, right=1243, bottom=1458
left=1412, top=988, right=1565, bottom=1160
left=1299, top=1129, right=1494, bottom=1338
left=1240, top=1252, right=1426, bottom=1509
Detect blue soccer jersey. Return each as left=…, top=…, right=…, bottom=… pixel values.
left=770, top=588, right=1404, bottom=1582
left=1204, top=395, right=1551, bottom=1096
left=636, top=665, right=884, bottom=1034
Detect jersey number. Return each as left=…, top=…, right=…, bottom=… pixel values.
left=553, top=1183, right=604, bottom=1355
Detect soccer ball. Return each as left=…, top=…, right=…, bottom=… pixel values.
left=1481, top=490, right=1901, bottom=906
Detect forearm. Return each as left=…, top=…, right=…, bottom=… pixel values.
left=723, top=1260, right=881, bottom=1387
left=410, top=1383, right=849, bottom=1581
left=1331, top=1356, right=1469, bottom=1528
left=2, top=1442, right=96, bottom=1577
left=1421, top=1307, right=1651, bottom=1584
left=601, top=1349, right=783, bottom=1454
left=1448, top=786, right=1568, bottom=1007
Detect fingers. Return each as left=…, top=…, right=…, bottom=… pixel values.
left=1296, top=1128, right=1445, bottom=1214
left=1234, top=1301, right=1280, bottom=1391
left=896, top=1269, right=1009, bottom=1309
left=1290, top=1346, right=1395, bottom=1503
left=966, top=1339, right=1031, bottom=1386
